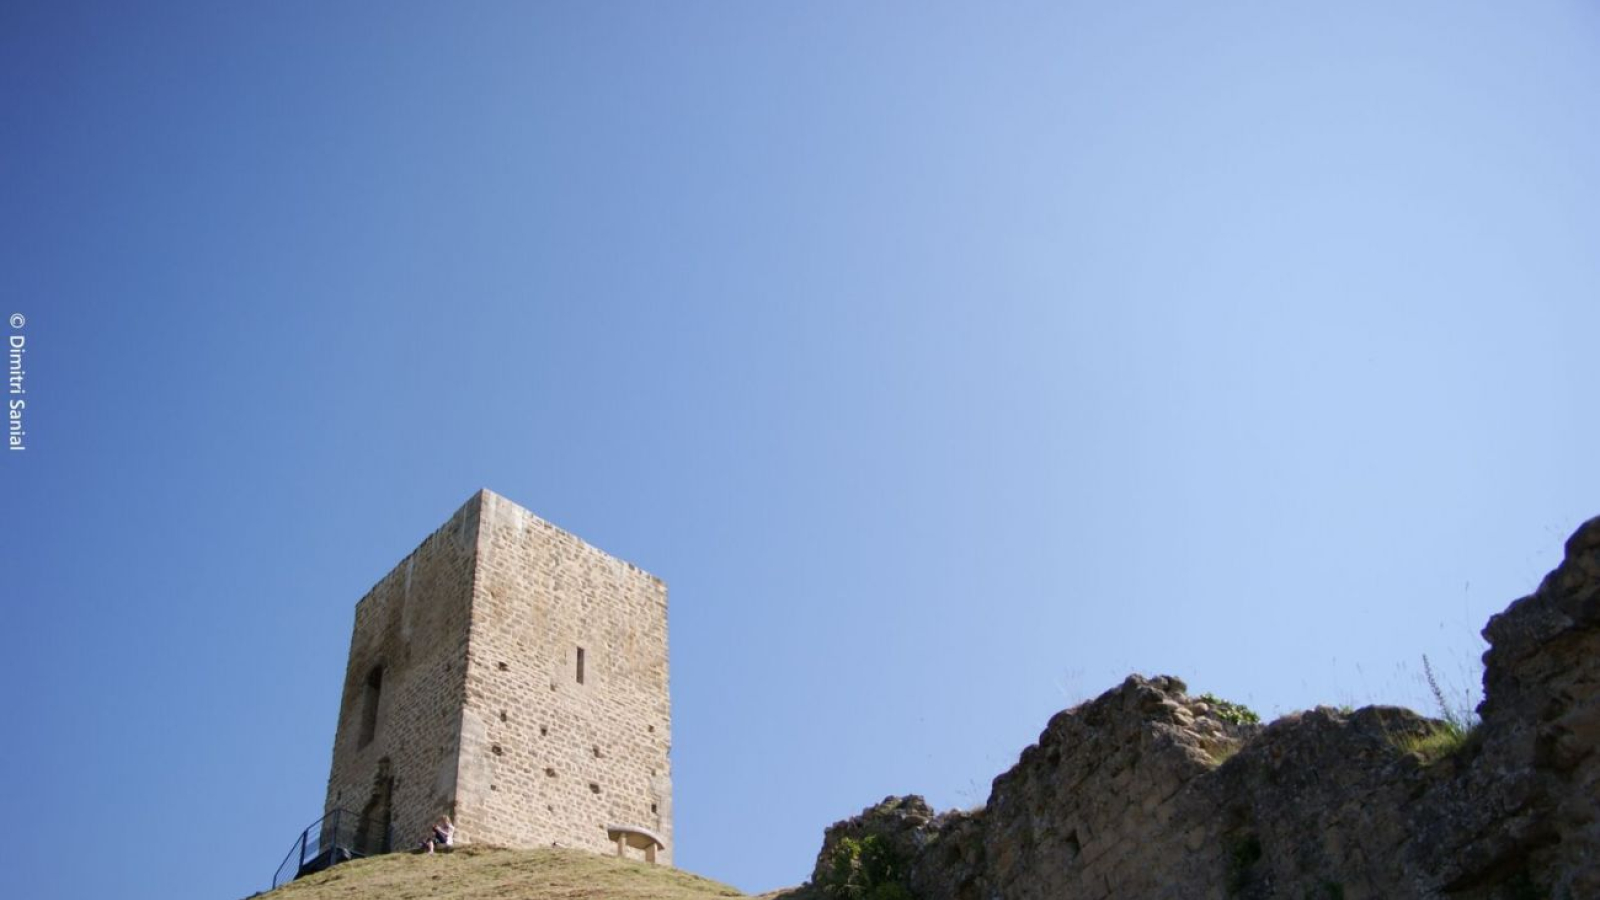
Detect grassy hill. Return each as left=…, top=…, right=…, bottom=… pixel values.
left=252, top=846, right=808, bottom=900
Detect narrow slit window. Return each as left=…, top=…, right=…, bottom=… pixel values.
left=576, top=647, right=586, bottom=684
left=358, top=665, right=383, bottom=748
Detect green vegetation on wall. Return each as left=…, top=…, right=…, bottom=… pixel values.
left=1199, top=693, right=1261, bottom=726
left=819, top=835, right=913, bottom=900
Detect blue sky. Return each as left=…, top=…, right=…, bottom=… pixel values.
left=2, top=3, right=1597, bottom=898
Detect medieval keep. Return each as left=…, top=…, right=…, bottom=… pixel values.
left=322, top=489, right=673, bottom=864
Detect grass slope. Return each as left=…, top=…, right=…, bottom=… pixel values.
left=253, top=846, right=805, bottom=900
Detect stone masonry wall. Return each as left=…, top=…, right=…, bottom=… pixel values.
left=453, top=491, right=673, bottom=863
left=323, top=490, right=672, bottom=864
left=324, top=494, right=481, bottom=853
left=809, top=516, right=1600, bottom=899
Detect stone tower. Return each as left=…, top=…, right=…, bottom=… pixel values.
left=323, top=489, right=672, bottom=863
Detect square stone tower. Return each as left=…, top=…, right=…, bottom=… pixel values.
left=323, top=489, right=672, bottom=863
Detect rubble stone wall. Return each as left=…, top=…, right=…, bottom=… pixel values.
left=812, top=517, right=1600, bottom=900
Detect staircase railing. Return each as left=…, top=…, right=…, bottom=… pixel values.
left=272, top=808, right=393, bottom=889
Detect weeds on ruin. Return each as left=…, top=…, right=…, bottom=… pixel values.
left=1393, top=655, right=1481, bottom=763
left=1204, top=740, right=1242, bottom=767
left=820, top=835, right=913, bottom=900
left=1198, top=693, right=1261, bottom=727
left=1395, top=727, right=1470, bottom=763
left=1423, top=654, right=1480, bottom=752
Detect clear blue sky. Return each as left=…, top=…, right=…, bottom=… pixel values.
left=2, top=3, right=1597, bottom=898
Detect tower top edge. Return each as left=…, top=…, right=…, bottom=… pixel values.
left=474, top=488, right=666, bottom=588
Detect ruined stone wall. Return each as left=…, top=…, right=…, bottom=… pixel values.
left=453, top=491, right=673, bottom=862
left=324, top=494, right=481, bottom=854
left=810, top=516, right=1600, bottom=900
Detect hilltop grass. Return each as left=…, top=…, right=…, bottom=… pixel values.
left=254, top=845, right=796, bottom=900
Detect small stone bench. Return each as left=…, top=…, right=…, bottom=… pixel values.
left=605, top=825, right=666, bottom=864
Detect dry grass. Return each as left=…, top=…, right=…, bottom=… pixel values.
left=1394, top=721, right=1478, bottom=764
left=253, top=845, right=798, bottom=900
left=1203, top=739, right=1242, bottom=767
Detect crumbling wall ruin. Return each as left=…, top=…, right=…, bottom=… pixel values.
left=809, top=517, right=1600, bottom=899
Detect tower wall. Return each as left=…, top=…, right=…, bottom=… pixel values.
left=454, top=491, right=672, bottom=862
left=323, top=490, right=672, bottom=862
left=324, top=495, right=481, bottom=852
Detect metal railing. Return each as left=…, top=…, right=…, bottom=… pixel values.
left=272, top=808, right=393, bottom=889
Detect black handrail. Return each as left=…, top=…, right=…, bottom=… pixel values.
left=272, top=808, right=394, bottom=889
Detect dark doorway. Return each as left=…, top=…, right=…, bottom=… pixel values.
left=354, top=757, right=393, bottom=854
